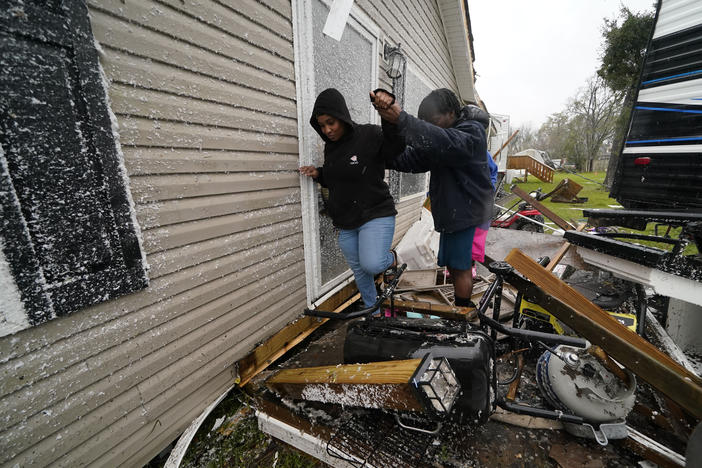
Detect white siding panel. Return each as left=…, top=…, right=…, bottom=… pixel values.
left=392, top=195, right=425, bottom=245
left=230, top=0, right=293, bottom=41
left=655, top=0, right=702, bottom=38
left=359, top=0, right=456, bottom=90
left=155, top=0, right=294, bottom=60
left=147, top=218, right=303, bottom=277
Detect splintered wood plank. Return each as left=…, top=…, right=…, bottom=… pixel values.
left=266, top=359, right=425, bottom=412
left=505, top=248, right=702, bottom=419
left=511, top=185, right=575, bottom=231
left=382, top=299, right=477, bottom=321
left=237, top=282, right=360, bottom=386
left=546, top=222, right=587, bottom=271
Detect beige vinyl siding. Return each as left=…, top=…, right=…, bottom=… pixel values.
left=0, top=1, right=305, bottom=466
left=368, top=0, right=459, bottom=242
left=361, top=0, right=456, bottom=90
left=393, top=195, right=426, bottom=245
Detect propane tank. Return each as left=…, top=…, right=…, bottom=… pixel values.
left=536, top=345, right=636, bottom=423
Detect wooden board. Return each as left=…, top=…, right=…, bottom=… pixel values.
left=546, top=222, right=587, bottom=271
left=382, top=298, right=477, bottom=321
left=505, top=248, right=702, bottom=419
left=237, top=282, right=360, bottom=386
left=511, top=185, right=575, bottom=231
left=266, top=359, right=425, bottom=412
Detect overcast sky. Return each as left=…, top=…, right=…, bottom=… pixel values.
left=468, top=0, right=657, bottom=129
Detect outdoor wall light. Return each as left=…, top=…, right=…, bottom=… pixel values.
left=412, top=354, right=461, bottom=414
left=383, top=42, right=406, bottom=80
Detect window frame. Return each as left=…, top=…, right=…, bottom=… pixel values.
left=293, top=0, right=381, bottom=304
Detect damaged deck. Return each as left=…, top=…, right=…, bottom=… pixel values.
left=246, top=298, right=687, bottom=467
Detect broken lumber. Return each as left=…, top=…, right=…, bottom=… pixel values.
left=505, top=248, right=702, bottom=419
left=237, top=282, right=360, bottom=386
left=587, top=345, right=631, bottom=387
left=382, top=298, right=477, bottom=321
left=511, top=185, right=575, bottom=231
left=266, top=359, right=426, bottom=412
left=546, top=222, right=586, bottom=271
left=491, top=129, right=519, bottom=161
left=625, top=426, right=686, bottom=468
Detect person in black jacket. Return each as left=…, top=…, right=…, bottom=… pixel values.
left=373, top=88, right=493, bottom=308
left=299, top=88, right=403, bottom=310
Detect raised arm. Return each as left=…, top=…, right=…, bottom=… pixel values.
left=396, top=112, right=486, bottom=168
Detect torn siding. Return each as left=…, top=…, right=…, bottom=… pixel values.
left=0, top=1, right=305, bottom=466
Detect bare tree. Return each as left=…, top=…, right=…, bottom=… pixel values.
left=511, top=123, right=538, bottom=153
left=567, top=75, right=623, bottom=171
left=535, top=111, right=572, bottom=164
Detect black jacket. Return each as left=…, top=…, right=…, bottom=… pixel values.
left=388, top=106, right=493, bottom=232
left=311, top=88, right=402, bottom=229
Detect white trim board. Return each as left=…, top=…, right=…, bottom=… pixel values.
left=257, top=411, right=369, bottom=468
left=623, top=144, right=702, bottom=153
left=575, top=247, right=702, bottom=307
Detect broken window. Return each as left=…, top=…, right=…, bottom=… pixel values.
left=0, top=0, right=147, bottom=333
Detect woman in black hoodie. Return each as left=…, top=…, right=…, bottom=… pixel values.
left=299, top=88, right=403, bottom=310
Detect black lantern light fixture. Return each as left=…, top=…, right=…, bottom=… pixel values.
left=383, top=42, right=406, bottom=80
left=383, top=42, right=406, bottom=106
left=411, top=354, right=461, bottom=415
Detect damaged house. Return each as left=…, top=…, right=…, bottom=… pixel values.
left=0, top=0, right=483, bottom=465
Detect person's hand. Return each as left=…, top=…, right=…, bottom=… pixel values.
left=370, top=90, right=394, bottom=109
left=299, top=166, right=319, bottom=178
left=377, top=102, right=401, bottom=123
left=370, top=90, right=402, bottom=123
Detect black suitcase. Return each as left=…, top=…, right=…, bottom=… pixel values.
left=343, top=317, right=496, bottom=424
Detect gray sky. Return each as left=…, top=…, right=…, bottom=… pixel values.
left=468, top=0, right=657, bottom=129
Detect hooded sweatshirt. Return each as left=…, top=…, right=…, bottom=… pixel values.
left=310, top=88, right=402, bottom=229
left=388, top=106, right=493, bottom=233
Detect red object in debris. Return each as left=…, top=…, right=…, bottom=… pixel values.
left=491, top=208, right=542, bottom=229
left=634, top=157, right=651, bottom=166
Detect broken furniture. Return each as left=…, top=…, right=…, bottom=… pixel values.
left=542, top=177, right=586, bottom=203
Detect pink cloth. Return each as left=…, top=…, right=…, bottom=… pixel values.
left=472, top=226, right=488, bottom=263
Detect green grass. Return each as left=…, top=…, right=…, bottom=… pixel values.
left=512, top=171, right=698, bottom=254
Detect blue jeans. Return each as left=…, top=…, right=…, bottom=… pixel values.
left=338, top=216, right=396, bottom=308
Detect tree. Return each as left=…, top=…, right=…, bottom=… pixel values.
left=534, top=76, right=622, bottom=171
left=567, top=75, right=623, bottom=171
left=511, top=123, right=538, bottom=153
left=535, top=111, right=572, bottom=164
left=598, top=6, right=655, bottom=186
